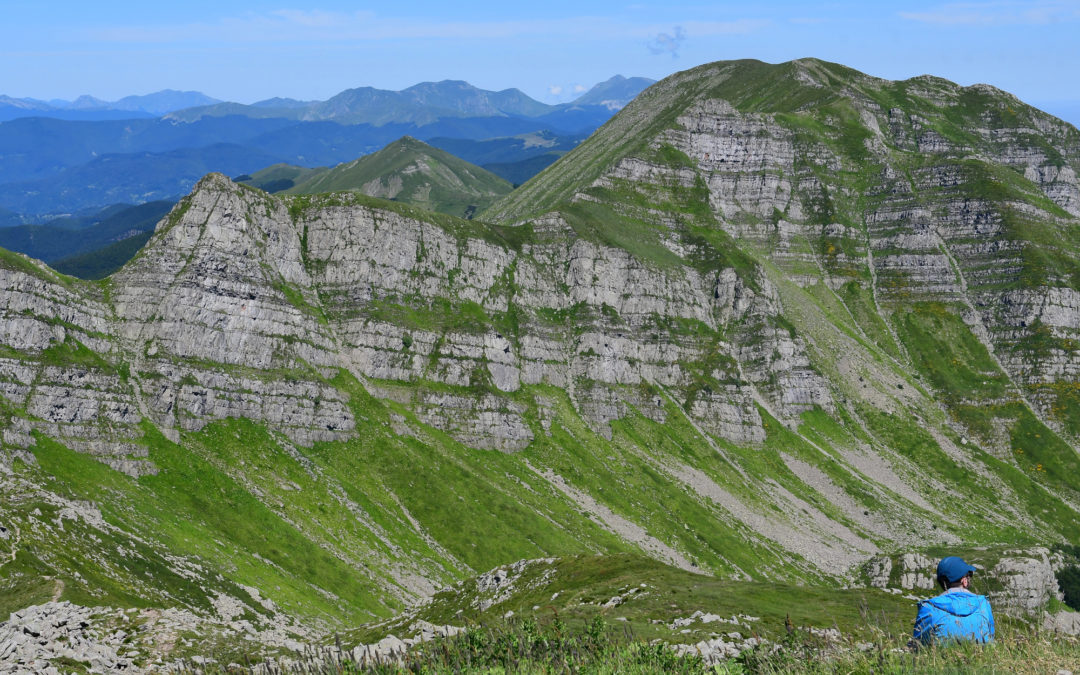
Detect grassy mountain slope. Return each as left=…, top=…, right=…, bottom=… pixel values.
left=282, top=137, right=513, bottom=218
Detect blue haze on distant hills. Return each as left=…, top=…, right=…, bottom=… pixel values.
left=0, top=75, right=654, bottom=220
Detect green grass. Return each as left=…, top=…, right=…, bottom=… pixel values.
left=0, top=246, right=73, bottom=287
left=838, top=282, right=901, bottom=358
left=0, top=568, right=57, bottom=618
left=236, top=163, right=329, bottom=194
left=179, top=617, right=1080, bottom=674
left=558, top=197, right=685, bottom=269
left=22, top=424, right=392, bottom=623
left=345, top=553, right=917, bottom=649
left=364, top=297, right=493, bottom=335
left=39, top=336, right=114, bottom=371
left=651, top=143, right=695, bottom=168
left=286, top=137, right=512, bottom=220
left=893, top=303, right=1012, bottom=439
left=274, top=280, right=329, bottom=325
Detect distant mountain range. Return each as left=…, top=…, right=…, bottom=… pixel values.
left=164, top=77, right=652, bottom=126
left=0, top=90, right=222, bottom=121
left=0, top=76, right=654, bottom=218
left=1, top=76, right=653, bottom=125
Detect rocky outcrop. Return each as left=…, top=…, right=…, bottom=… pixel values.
left=864, top=548, right=1069, bottom=619
left=0, top=602, right=139, bottom=674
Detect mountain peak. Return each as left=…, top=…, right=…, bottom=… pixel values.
left=404, top=79, right=475, bottom=91
left=272, top=135, right=512, bottom=218
left=571, top=75, right=656, bottom=110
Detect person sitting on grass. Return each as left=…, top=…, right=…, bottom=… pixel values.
left=913, top=556, right=995, bottom=645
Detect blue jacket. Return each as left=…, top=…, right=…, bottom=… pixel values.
left=913, top=590, right=994, bottom=645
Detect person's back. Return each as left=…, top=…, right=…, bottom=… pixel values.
left=914, top=588, right=994, bottom=644
left=913, top=556, right=995, bottom=646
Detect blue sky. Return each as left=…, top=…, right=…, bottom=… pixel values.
left=4, top=1, right=1079, bottom=117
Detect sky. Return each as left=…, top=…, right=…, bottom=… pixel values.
left=4, top=0, right=1079, bottom=118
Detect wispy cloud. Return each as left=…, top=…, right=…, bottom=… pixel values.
left=81, top=10, right=769, bottom=45
left=648, top=25, right=686, bottom=58
left=900, top=1, right=1080, bottom=25
left=87, top=11, right=565, bottom=43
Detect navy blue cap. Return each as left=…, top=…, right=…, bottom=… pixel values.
left=937, top=556, right=977, bottom=583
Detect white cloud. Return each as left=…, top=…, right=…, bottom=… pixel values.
left=900, top=1, right=1080, bottom=26
left=548, top=85, right=564, bottom=95
left=648, top=25, right=686, bottom=57
left=573, top=84, right=587, bottom=93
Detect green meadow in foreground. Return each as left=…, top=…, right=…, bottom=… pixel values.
left=173, top=618, right=1080, bottom=674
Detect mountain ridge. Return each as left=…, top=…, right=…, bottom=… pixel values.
left=487, top=57, right=1080, bottom=222
left=163, top=77, right=654, bottom=125
left=2, top=57, right=1080, bottom=665
left=0, top=89, right=221, bottom=121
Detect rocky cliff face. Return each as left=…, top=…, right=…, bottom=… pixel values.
left=2, top=58, right=1079, bottom=637
left=0, top=173, right=805, bottom=462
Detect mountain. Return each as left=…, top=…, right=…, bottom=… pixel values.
left=0, top=76, right=654, bottom=218
left=3, top=58, right=1080, bottom=664
left=166, top=80, right=558, bottom=125
left=238, top=133, right=576, bottom=197
left=1033, top=99, right=1080, bottom=129
left=0, top=143, right=284, bottom=214
left=251, top=96, right=313, bottom=109
left=426, top=130, right=584, bottom=166
left=0, top=103, right=155, bottom=122
left=0, top=200, right=173, bottom=265
left=0, top=205, right=22, bottom=227
left=19, top=203, right=136, bottom=231
left=50, top=231, right=156, bottom=280
left=426, top=130, right=588, bottom=184
left=0, top=114, right=596, bottom=217
left=571, top=75, right=657, bottom=110
left=107, top=90, right=222, bottom=115
left=280, top=136, right=514, bottom=219
left=0, top=116, right=298, bottom=185
left=397, top=80, right=553, bottom=118
left=67, top=95, right=111, bottom=110
left=0, top=90, right=221, bottom=121
left=163, top=77, right=647, bottom=129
